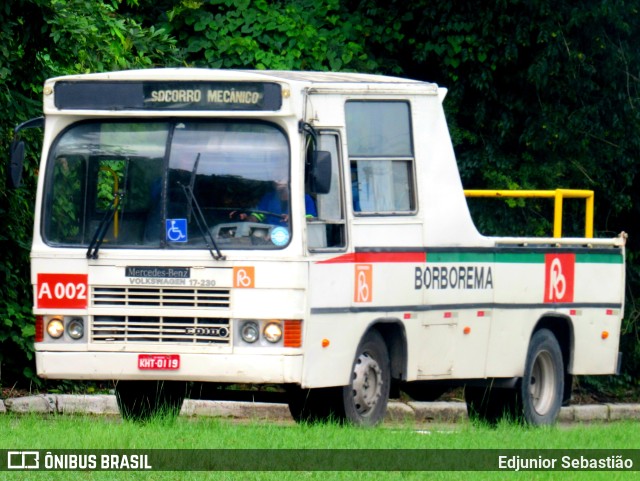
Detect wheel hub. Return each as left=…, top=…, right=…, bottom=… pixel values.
left=529, top=350, right=556, bottom=415
left=351, top=352, right=383, bottom=416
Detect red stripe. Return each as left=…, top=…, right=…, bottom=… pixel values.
left=318, top=252, right=425, bottom=264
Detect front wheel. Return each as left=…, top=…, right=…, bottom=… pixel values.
left=340, top=330, right=391, bottom=426
left=286, top=330, right=391, bottom=426
left=520, top=329, right=564, bottom=425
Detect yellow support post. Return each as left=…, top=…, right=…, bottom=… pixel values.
left=585, top=191, right=594, bottom=238
left=553, top=190, right=563, bottom=238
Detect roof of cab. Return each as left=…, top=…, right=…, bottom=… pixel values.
left=47, top=67, right=436, bottom=88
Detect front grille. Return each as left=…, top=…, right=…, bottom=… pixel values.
left=92, top=316, right=230, bottom=344
left=91, top=286, right=230, bottom=308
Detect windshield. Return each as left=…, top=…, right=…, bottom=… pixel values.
left=42, top=120, right=291, bottom=250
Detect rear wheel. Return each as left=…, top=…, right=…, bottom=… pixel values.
left=465, top=329, right=564, bottom=426
left=520, top=329, right=564, bottom=425
left=115, top=380, right=188, bottom=422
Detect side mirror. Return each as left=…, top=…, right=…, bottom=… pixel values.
left=7, top=116, right=44, bottom=189
left=8, top=139, right=25, bottom=189
left=310, top=150, right=332, bottom=195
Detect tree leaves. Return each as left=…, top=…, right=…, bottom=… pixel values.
left=161, top=0, right=391, bottom=72
left=0, top=0, right=183, bottom=387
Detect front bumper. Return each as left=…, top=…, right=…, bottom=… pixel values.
left=36, top=351, right=303, bottom=384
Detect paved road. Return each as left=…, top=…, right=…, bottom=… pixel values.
left=2, top=395, right=640, bottom=423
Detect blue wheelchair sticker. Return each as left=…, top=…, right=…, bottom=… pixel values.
left=166, top=219, right=188, bottom=242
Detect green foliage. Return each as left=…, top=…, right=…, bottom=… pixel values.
left=1, top=1, right=43, bottom=387
left=160, top=0, right=401, bottom=71
left=49, top=157, right=84, bottom=242
left=0, top=0, right=182, bottom=388
left=96, top=160, right=126, bottom=211
left=40, top=0, right=181, bottom=75
left=396, top=0, right=640, bottom=231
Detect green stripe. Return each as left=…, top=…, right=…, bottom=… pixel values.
left=495, top=252, right=545, bottom=264
left=576, top=252, right=623, bottom=264
left=427, top=252, right=543, bottom=263
left=425, top=251, right=622, bottom=264
left=427, top=252, right=494, bottom=263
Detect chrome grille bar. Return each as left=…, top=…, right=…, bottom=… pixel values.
left=91, top=286, right=231, bottom=308
left=91, top=316, right=231, bottom=344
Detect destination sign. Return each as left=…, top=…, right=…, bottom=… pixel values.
left=54, top=81, right=282, bottom=111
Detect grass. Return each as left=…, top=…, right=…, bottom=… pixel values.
left=1, top=414, right=639, bottom=480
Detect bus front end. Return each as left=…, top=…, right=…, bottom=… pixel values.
left=31, top=71, right=318, bottom=418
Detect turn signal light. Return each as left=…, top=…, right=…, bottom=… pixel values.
left=284, top=320, right=302, bottom=347
left=35, top=316, right=44, bottom=343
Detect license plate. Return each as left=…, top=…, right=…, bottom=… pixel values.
left=138, top=354, right=180, bottom=370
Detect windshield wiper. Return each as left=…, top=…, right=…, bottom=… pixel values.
left=86, top=192, right=123, bottom=259
left=186, top=153, right=200, bottom=222
left=178, top=182, right=225, bottom=261
left=177, top=155, right=224, bottom=260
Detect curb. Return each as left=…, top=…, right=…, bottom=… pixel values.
left=2, top=395, right=640, bottom=423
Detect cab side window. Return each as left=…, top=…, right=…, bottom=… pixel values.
left=307, top=131, right=346, bottom=250
left=345, top=101, right=415, bottom=214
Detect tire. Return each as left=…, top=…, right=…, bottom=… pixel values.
left=286, top=330, right=391, bottom=426
left=340, top=330, right=391, bottom=426
left=464, top=385, right=518, bottom=425
left=519, top=328, right=564, bottom=425
left=115, top=380, right=188, bottom=422
left=465, top=329, right=564, bottom=426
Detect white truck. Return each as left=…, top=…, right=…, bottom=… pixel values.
left=9, top=69, right=625, bottom=425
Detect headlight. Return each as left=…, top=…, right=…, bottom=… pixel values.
left=67, top=318, right=84, bottom=339
left=240, top=321, right=259, bottom=343
left=263, top=322, right=283, bottom=343
left=47, top=318, right=64, bottom=338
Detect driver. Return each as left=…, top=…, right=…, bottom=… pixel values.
left=231, top=181, right=316, bottom=226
